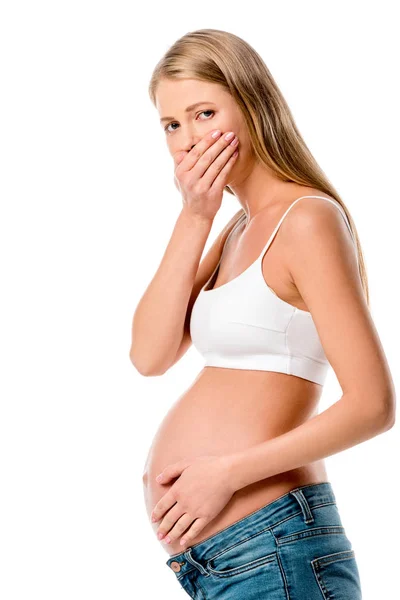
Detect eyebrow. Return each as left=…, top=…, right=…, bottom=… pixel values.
left=160, top=101, right=216, bottom=123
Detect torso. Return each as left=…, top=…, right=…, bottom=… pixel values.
left=142, top=186, right=332, bottom=557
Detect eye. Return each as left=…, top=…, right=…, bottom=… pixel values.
left=164, top=110, right=215, bottom=134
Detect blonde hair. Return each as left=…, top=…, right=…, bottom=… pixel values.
left=148, top=28, right=369, bottom=306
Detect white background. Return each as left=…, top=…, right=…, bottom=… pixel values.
left=0, top=1, right=398, bottom=598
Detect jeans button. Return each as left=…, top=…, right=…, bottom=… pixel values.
left=170, top=561, right=182, bottom=572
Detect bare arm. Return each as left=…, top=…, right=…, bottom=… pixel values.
left=224, top=198, right=396, bottom=491
left=130, top=207, right=244, bottom=376
left=130, top=127, right=242, bottom=376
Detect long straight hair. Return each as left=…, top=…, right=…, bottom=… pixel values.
left=148, top=29, right=369, bottom=306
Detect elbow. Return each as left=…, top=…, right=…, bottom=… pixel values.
left=382, top=388, right=396, bottom=430
left=129, top=349, right=167, bottom=377
left=382, top=406, right=396, bottom=431
left=374, top=393, right=396, bottom=432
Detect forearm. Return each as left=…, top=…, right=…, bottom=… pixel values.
left=130, top=208, right=213, bottom=374
left=226, top=394, right=394, bottom=492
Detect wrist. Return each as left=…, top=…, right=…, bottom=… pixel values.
left=221, top=451, right=249, bottom=493
left=180, top=206, right=215, bottom=228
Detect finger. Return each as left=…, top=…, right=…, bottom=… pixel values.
left=157, top=506, right=194, bottom=542
left=174, top=129, right=222, bottom=175
left=179, top=518, right=208, bottom=547
left=173, top=151, right=187, bottom=168
left=163, top=513, right=195, bottom=544
left=151, top=490, right=177, bottom=523
left=204, top=143, right=239, bottom=190
left=189, top=131, right=237, bottom=181
left=156, top=502, right=185, bottom=538
left=156, top=459, right=190, bottom=483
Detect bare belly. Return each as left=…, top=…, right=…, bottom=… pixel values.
left=142, top=367, right=329, bottom=557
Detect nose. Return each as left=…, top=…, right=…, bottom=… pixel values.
left=183, top=142, right=197, bottom=153
left=173, top=126, right=203, bottom=154
left=181, top=131, right=201, bottom=153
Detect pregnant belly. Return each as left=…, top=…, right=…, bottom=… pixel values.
left=142, top=368, right=328, bottom=557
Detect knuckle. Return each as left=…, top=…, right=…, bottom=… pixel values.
left=174, top=494, right=184, bottom=507
left=177, top=499, right=187, bottom=511
left=185, top=529, right=194, bottom=540
left=190, top=147, right=201, bottom=160
left=196, top=183, right=207, bottom=195
left=213, top=153, right=224, bottom=165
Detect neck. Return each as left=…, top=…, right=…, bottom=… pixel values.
left=228, top=160, right=298, bottom=222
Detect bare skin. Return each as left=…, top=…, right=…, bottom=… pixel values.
left=143, top=182, right=331, bottom=558
left=140, top=78, right=389, bottom=557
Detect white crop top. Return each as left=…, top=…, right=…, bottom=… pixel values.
left=189, top=195, right=357, bottom=386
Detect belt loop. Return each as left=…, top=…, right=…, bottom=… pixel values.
left=289, top=488, right=315, bottom=524
left=184, top=548, right=210, bottom=577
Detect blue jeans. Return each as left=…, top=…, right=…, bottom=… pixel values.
left=165, top=482, right=362, bottom=599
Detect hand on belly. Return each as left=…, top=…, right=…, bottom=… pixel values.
left=148, top=454, right=235, bottom=548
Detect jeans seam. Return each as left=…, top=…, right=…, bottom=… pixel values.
left=173, top=501, right=337, bottom=583
left=196, top=577, right=207, bottom=599
left=277, top=525, right=346, bottom=545
left=269, top=502, right=336, bottom=533
left=206, top=524, right=273, bottom=563
left=177, top=483, right=333, bottom=554
left=311, top=549, right=356, bottom=600
left=207, top=553, right=276, bottom=578
left=312, top=549, right=355, bottom=567
left=276, top=548, right=291, bottom=599
left=177, top=566, right=195, bottom=581
left=311, top=561, right=330, bottom=600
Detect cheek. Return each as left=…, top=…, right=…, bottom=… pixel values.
left=167, top=141, right=176, bottom=157
left=238, top=137, right=252, bottom=159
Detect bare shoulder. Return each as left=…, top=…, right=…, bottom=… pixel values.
left=278, top=193, right=395, bottom=414
left=280, top=193, right=358, bottom=268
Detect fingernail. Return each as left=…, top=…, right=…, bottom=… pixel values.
left=156, top=474, right=163, bottom=482
left=164, top=536, right=171, bottom=544
left=157, top=532, right=164, bottom=540
left=211, top=130, right=221, bottom=138
left=180, top=538, right=186, bottom=546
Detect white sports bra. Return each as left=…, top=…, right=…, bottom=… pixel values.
left=189, top=195, right=357, bottom=386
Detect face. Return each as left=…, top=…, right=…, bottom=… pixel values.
left=155, top=78, right=253, bottom=170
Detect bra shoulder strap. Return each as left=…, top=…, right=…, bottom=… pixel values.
left=258, top=195, right=357, bottom=262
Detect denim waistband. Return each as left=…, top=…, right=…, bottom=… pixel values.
left=166, top=481, right=336, bottom=577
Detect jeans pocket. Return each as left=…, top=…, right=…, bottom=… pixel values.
left=311, top=549, right=362, bottom=600
left=205, top=529, right=278, bottom=578
left=207, top=549, right=278, bottom=578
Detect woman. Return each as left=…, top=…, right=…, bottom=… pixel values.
left=131, top=29, right=395, bottom=599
